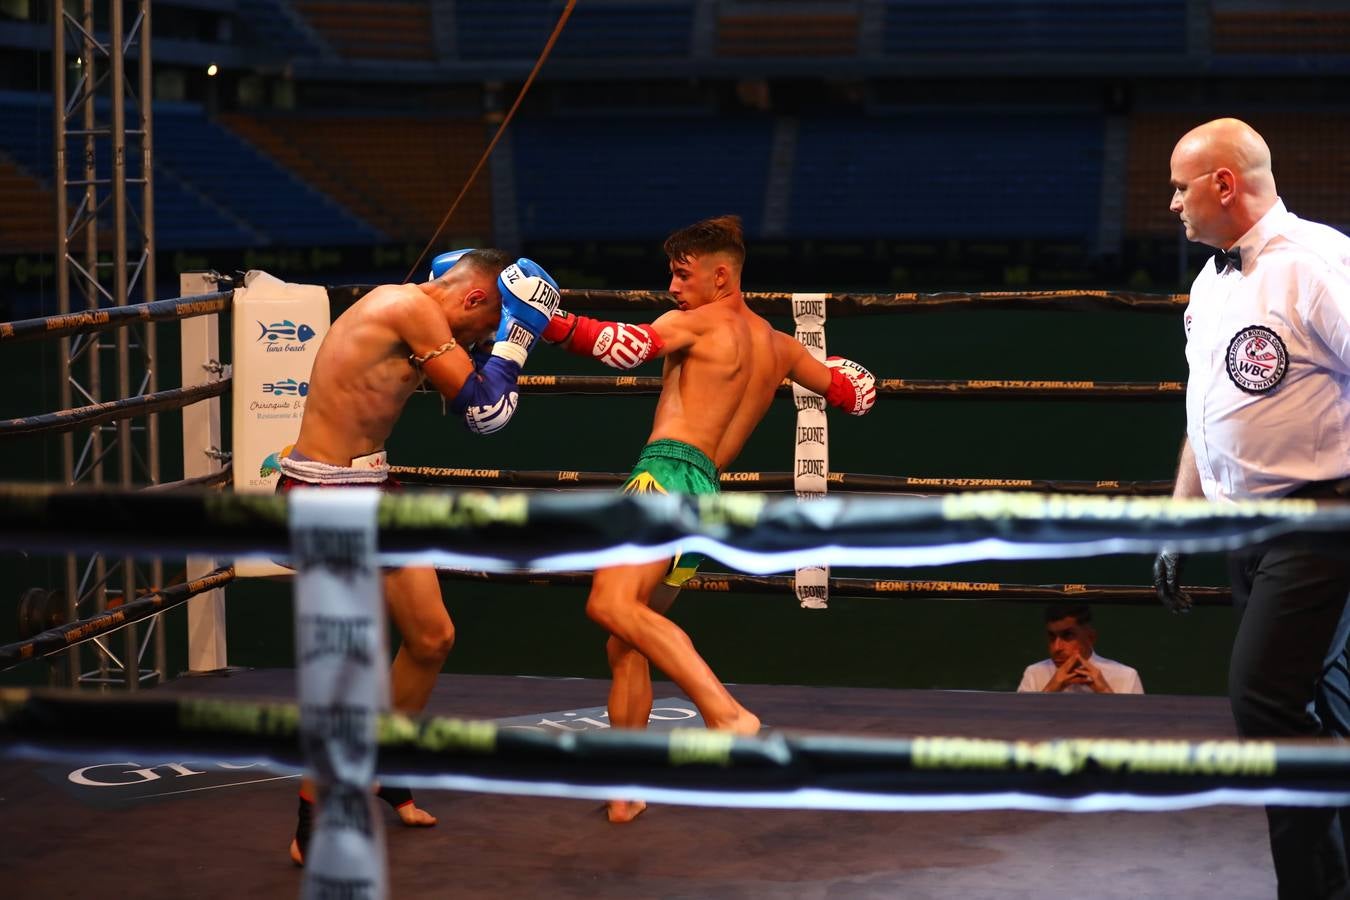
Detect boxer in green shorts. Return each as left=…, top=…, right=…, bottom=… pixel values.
left=621, top=438, right=720, bottom=587
left=540, top=215, right=876, bottom=822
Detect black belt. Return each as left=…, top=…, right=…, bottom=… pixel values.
left=1287, top=478, right=1350, bottom=500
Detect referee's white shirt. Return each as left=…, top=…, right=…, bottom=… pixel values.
left=1184, top=199, right=1350, bottom=501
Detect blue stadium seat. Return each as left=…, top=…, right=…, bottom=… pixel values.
left=0, top=94, right=378, bottom=248
left=236, top=0, right=328, bottom=59
left=883, top=0, right=1186, bottom=55
left=0, top=94, right=256, bottom=249
left=511, top=116, right=775, bottom=239
left=789, top=113, right=1104, bottom=239
left=455, top=1, right=695, bottom=60
left=153, top=105, right=379, bottom=246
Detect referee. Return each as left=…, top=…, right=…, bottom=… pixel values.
left=1156, top=117, right=1350, bottom=897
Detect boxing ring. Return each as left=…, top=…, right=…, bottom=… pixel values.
left=0, top=281, right=1343, bottom=898
left=0, top=282, right=1230, bottom=678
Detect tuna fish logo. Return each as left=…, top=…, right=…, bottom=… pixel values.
left=262, top=378, right=310, bottom=397
left=257, top=320, right=316, bottom=343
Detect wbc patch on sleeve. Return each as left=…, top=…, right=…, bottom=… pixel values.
left=1226, top=325, right=1288, bottom=394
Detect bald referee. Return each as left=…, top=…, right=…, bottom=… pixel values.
left=1156, top=117, right=1350, bottom=897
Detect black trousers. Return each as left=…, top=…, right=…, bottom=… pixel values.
left=1229, top=537, right=1350, bottom=899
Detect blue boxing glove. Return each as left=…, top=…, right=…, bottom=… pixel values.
left=440, top=257, right=558, bottom=434
left=449, top=354, right=519, bottom=435
left=490, top=258, right=560, bottom=368
left=429, top=248, right=474, bottom=280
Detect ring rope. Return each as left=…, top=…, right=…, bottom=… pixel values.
left=506, top=375, right=1184, bottom=399
left=551, top=288, right=1190, bottom=315
left=142, top=464, right=233, bottom=492
left=0, top=566, right=234, bottom=671
left=0, top=485, right=1342, bottom=570
left=0, top=287, right=1191, bottom=349
left=0, top=566, right=1223, bottom=675
left=390, top=465, right=1174, bottom=495
left=0, top=290, right=231, bottom=343
left=2, top=688, right=1346, bottom=812
left=435, top=568, right=1231, bottom=606
left=330, top=286, right=1192, bottom=316
left=0, top=289, right=1181, bottom=447
left=0, top=379, right=230, bottom=438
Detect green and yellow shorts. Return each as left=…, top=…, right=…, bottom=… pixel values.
left=621, top=438, right=719, bottom=587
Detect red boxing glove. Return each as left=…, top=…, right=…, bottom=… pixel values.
left=543, top=310, right=664, bottom=370
left=824, top=356, right=877, bottom=415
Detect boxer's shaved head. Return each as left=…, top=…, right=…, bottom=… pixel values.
left=448, top=248, right=512, bottom=282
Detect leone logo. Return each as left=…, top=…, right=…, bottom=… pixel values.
left=796, top=459, right=826, bottom=478
left=506, top=322, right=533, bottom=348
left=796, top=425, right=826, bottom=445
left=1225, top=325, right=1288, bottom=394
left=793, top=299, right=825, bottom=319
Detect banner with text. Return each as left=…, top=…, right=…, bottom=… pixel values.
left=232, top=270, right=329, bottom=576
left=792, top=293, right=830, bottom=609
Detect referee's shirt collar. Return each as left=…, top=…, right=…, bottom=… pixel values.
left=1222, top=198, right=1293, bottom=277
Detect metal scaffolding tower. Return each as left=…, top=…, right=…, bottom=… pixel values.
left=51, top=0, right=164, bottom=689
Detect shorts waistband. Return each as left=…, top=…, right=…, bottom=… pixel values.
left=279, top=448, right=389, bottom=484
left=287, top=448, right=387, bottom=468
left=637, top=439, right=717, bottom=483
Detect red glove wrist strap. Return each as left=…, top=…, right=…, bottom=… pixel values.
left=542, top=310, right=577, bottom=344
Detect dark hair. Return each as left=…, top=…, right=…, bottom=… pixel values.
left=459, top=248, right=512, bottom=281
left=663, top=215, right=746, bottom=266
left=1044, top=603, right=1092, bottom=626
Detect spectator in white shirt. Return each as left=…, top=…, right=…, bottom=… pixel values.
left=1017, top=603, right=1143, bottom=694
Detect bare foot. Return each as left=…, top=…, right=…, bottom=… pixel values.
left=290, top=792, right=313, bottom=867
left=395, top=802, right=437, bottom=828
left=606, top=799, right=647, bottom=823
left=290, top=790, right=435, bottom=867
left=376, top=784, right=436, bottom=827
left=711, top=707, right=761, bottom=736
